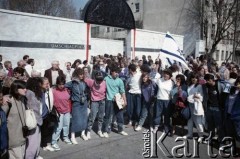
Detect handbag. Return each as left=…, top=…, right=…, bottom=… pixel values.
left=15, top=99, right=37, bottom=130
left=49, top=106, right=59, bottom=121
left=25, top=108, right=37, bottom=130
left=181, top=106, right=191, bottom=120
left=46, top=106, right=60, bottom=128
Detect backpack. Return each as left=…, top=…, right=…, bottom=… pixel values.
left=0, top=107, right=8, bottom=152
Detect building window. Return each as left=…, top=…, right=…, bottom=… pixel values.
left=226, top=51, right=228, bottom=60
left=221, top=50, right=224, bottom=61
left=92, top=26, right=100, bottom=35
left=106, top=27, right=110, bottom=32
left=216, top=50, right=219, bottom=61
left=135, top=3, right=139, bottom=12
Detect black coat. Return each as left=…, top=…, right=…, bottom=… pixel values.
left=44, top=68, right=64, bottom=87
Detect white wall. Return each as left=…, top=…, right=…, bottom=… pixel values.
left=91, top=38, right=123, bottom=56
left=0, top=9, right=184, bottom=74
left=0, top=9, right=88, bottom=74
left=0, top=9, right=124, bottom=75
left=130, top=29, right=184, bottom=66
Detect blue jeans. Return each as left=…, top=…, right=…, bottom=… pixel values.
left=139, top=100, right=153, bottom=126
left=153, top=99, right=171, bottom=132
left=51, top=112, right=71, bottom=145
left=87, top=100, right=105, bottom=132
left=102, top=100, right=124, bottom=133
left=206, top=107, right=223, bottom=141
left=126, top=93, right=141, bottom=123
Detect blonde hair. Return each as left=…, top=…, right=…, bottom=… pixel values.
left=31, top=70, right=41, bottom=77
left=51, top=60, right=59, bottom=65
left=2, top=76, right=15, bottom=87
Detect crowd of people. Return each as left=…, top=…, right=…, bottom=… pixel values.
left=0, top=53, right=239, bottom=159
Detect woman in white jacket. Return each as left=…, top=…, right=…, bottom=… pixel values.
left=185, top=73, right=205, bottom=142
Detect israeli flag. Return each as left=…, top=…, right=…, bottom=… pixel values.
left=160, top=32, right=189, bottom=69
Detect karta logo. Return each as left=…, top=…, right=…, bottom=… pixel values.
left=142, top=130, right=238, bottom=158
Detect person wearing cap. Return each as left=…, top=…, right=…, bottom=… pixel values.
left=153, top=68, right=174, bottom=134
left=84, top=71, right=106, bottom=139
left=102, top=65, right=128, bottom=137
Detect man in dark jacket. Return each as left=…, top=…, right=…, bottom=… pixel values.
left=203, top=74, right=228, bottom=148
left=44, top=61, right=64, bottom=87
left=224, top=78, right=240, bottom=154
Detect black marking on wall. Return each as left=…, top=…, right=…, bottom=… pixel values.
left=0, top=40, right=91, bottom=50
left=131, top=47, right=161, bottom=52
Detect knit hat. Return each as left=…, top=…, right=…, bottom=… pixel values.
left=163, top=68, right=173, bottom=77
left=95, top=71, right=104, bottom=81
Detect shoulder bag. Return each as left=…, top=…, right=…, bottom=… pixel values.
left=15, top=99, right=37, bottom=130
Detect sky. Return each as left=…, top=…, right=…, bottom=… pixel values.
left=73, top=0, right=89, bottom=9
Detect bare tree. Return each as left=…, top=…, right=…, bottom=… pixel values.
left=0, top=0, right=77, bottom=19
left=186, top=0, right=237, bottom=58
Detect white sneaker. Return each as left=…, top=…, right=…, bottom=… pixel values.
left=51, top=144, right=61, bottom=151
left=103, top=132, right=109, bottom=138
left=128, top=121, right=132, bottom=125
left=97, top=131, right=104, bottom=138
left=86, top=132, right=91, bottom=140
left=183, top=135, right=193, bottom=139
left=135, top=126, right=142, bottom=131
left=64, top=138, right=72, bottom=145
left=119, top=131, right=128, bottom=136
left=43, top=145, right=55, bottom=152
left=36, top=156, right=43, bottom=159
left=198, top=137, right=204, bottom=143
left=71, top=138, right=78, bottom=145
left=81, top=134, right=89, bottom=141
left=126, top=121, right=132, bottom=127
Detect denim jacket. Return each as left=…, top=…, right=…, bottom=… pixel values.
left=225, top=91, right=240, bottom=137
left=65, top=79, right=89, bottom=103
left=141, top=80, right=158, bottom=103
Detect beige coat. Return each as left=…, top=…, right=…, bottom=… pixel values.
left=2, top=98, right=26, bottom=148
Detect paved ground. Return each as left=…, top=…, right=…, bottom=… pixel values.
left=40, top=125, right=238, bottom=159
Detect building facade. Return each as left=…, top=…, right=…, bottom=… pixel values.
left=90, top=0, right=239, bottom=64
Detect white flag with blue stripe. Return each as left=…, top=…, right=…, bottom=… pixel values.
left=160, top=32, right=189, bottom=69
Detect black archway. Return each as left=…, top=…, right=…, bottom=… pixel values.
left=83, top=0, right=135, bottom=29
